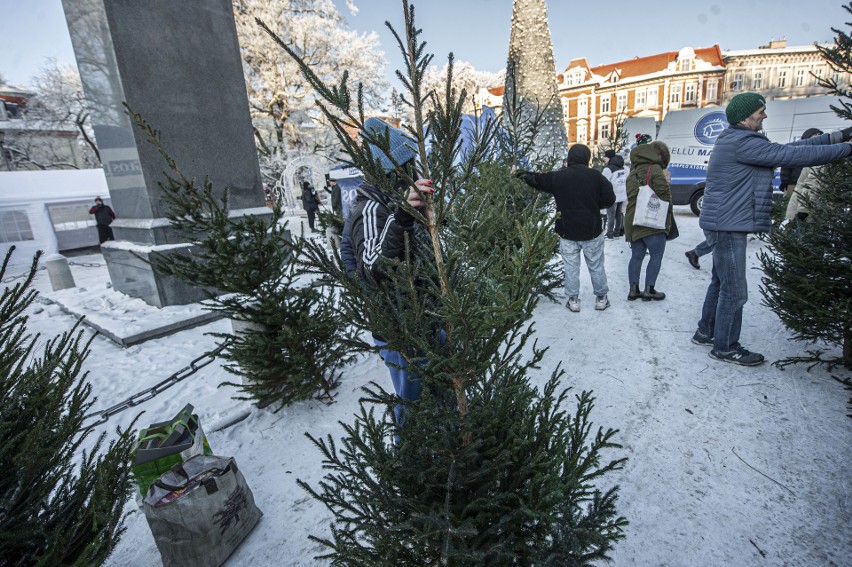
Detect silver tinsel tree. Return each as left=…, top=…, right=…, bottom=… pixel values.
left=503, top=0, right=569, bottom=164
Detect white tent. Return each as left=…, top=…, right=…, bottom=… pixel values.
left=0, top=169, right=110, bottom=265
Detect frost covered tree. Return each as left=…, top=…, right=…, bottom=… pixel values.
left=233, top=0, right=388, bottom=166
left=29, top=60, right=100, bottom=166
left=422, top=60, right=504, bottom=115
left=759, top=4, right=852, bottom=370
left=259, top=0, right=627, bottom=563
left=0, top=248, right=135, bottom=566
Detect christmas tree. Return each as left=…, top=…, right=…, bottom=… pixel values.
left=127, top=110, right=355, bottom=409
left=0, top=248, right=135, bottom=566
left=759, top=4, right=852, bottom=371
left=257, top=1, right=627, bottom=563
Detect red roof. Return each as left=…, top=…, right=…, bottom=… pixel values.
left=487, top=86, right=505, bottom=96
left=570, top=46, right=724, bottom=81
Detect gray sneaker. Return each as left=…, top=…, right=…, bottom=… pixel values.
left=691, top=329, right=714, bottom=346
left=595, top=295, right=610, bottom=311
left=566, top=296, right=580, bottom=312
left=709, top=346, right=765, bottom=366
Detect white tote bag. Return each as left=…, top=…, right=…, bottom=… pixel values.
left=633, top=169, right=669, bottom=230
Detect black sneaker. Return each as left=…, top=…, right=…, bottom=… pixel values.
left=685, top=250, right=700, bottom=269
left=709, top=346, right=765, bottom=366
left=691, top=330, right=714, bottom=346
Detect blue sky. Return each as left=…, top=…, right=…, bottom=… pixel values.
left=1, top=0, right=847, bottom=89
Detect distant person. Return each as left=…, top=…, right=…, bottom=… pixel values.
left=300, top=180, right=320, bottom=231
left=779, top=128, right=824, bottom=197
left=88, top=196, right=115, bottom=244
left=693, top=92, right=852, bottom=366
left=325, top=177, right=344, bottom=250
left=519, top=144, right=615, bottom=312
left=684, top=240, right=712, bottom=269
left=625, top=140, right=673, bottom=301
left=784, top=164, right=824, bottom=223
left=602, top=153, right=628, bottom=239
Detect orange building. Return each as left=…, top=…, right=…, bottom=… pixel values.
left=558, top=46, right=726, bottom=146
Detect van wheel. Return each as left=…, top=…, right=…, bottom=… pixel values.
left=690, top=189, right=704, bottom=216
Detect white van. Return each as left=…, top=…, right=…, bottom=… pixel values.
left=656, top=96, right=848, bottom=215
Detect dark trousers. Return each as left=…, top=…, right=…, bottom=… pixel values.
left=96, top=224, right=114, bottom=244
left=307, top=209, right=316, bottom=230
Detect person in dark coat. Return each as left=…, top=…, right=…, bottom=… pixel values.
left=693, top=92, right=852, bottom=366
left=88, top=196, right=115, bottom=244
left=300, top=181, right=320, bottom=231
left=519, top=144, right=616, bottom=312
left=779, top=127, right=824, bottom=196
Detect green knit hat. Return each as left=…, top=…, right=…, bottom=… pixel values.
left=725, top=92, right=766, bottom=125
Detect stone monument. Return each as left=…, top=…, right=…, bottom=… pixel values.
left=61, top=0, right=269, bottom=307
left=503, top=0, right=569, bottom=163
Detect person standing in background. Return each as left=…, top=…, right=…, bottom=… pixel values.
left=88, top=196, right=116, bottom=244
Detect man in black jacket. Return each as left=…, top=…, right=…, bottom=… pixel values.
left=521, top=144, right=615, bottom=312
left=88, top=196, right=116, bottom=244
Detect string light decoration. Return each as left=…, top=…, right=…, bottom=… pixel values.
left=503, top=0, right=569, bottom=162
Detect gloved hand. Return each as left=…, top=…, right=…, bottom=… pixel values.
left=842, top=126, right=852, bottom=141
left=796, top=212, right=809, bottom=221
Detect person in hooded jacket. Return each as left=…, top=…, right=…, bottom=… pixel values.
left=520, top=144, right=615, bottom=312
left=625, top=140, right=673, bottom=302
left=341, top=117, right=434, bottom=430
left=88, top=196, right=116, bottom=244
left=602, top=154, right=628, bottom=239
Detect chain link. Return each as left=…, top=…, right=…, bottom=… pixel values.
left=79, top=341, right=229, bottom=432
left=2, top=261, right=104, bottom=285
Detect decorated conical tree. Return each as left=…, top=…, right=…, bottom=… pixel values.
left=502, top=0, right=568, bottom=165
left=759, top=4, right=852, bottom=370
left=257, top=0, right=627, bottom=563
left=0, top=248, right=136, bottom=566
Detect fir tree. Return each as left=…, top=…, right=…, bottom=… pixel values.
left=0, top=248, right=135, bottom=566
left=759, top=4, right=852, bottom=370
left=126, top=110, right=356, bottom=409
left=257, top=1, right=627, bottom=563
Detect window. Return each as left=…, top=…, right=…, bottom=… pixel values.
left=832, top=72, right=842, bottom=86
left=706, top=79, right=719, bottom=102
left=601, top=96, right=611, bottom=113
left=753, top=71, right=764, bottom=90
left=813, top=66, right=824, bottom=85
left=578, top=97, right=588, bottom=118
left=577, top=124, right=587, bottom=143
left=732, top=73, right=745, bottom=91
left=617, top=92, right=628, bottom=112
left=0, top=210, right=34, bottom=243
left=561, top=97, right=570, bottom=119
left=679, top=58, right=691, bottom=72
left=670, top=84, right=682, bottom=103
left=795, top=68, right=806, bottom=87
left=635, top=89, right=646, bottom=108
left=684, top=83, right=696, bottom=103
left=47, top=203, right=96, bottom=232
left=600, top=123, right=611, bottom=140
left=648, top=87, right=658, bottom=107
left=778, top=69, right=788, bottom=88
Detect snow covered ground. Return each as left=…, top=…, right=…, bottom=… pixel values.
left=12, top=207, right=851, bottom=566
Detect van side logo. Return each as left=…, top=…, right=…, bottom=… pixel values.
left=694, top=112, right=729, bottom=145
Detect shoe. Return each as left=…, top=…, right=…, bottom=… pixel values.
left=566, top=296, right=580, bottom=312
left=642, top=285, right=666, bottom=301
left=685, top=250, right=700, bottom=269
left=691, top=329, right=714, bottom=346
left=627, top=284, right=642, bottom=301
left=595, top=295, right=610, bottom=310
left=709, top=346, right=765, bottom=366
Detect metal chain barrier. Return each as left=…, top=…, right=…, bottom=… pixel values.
left=79, top=341, right=229, bottom=432
left=2, top=260, right=104, bottom=284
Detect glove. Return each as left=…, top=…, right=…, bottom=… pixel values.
left=831, top=127, right=852, bottom=143
left=796, top=212, right=809, bottom=222
left=843, top=126, right=852, bottom=141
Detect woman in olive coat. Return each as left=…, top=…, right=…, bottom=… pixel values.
left=625, top=141, right=674, bottom=301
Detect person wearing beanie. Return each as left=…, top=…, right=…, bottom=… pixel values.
left=88, top=196, right=116, bottom=244
left=340, top=117, right=435, bottom=432
left=300, top=180, right=320, bottom=231
left=603, top=149, right=616, bottom=165
left=519, top=144, right=616, bottom=312
left=780, top=127, right=824, bottom=196
left=694, top=92, right=852, bottom=366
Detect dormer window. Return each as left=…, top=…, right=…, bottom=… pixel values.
left=677, top=47, right=696, bottom=73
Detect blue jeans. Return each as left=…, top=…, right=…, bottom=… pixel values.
left=694, top=239, right=713, bottom=257
left=374, top=340, right=422, bottom=428
left=560, top=233, right=608, bottom=298
left=628, top=232, right=667, bottom=286
left=697, top=230, right=749, bottom=352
